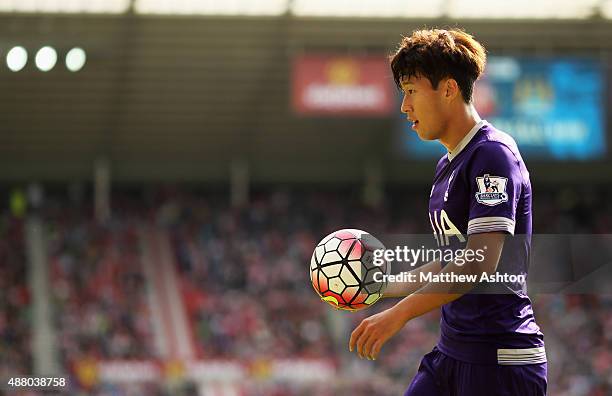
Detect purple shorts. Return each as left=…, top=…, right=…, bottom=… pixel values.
left=405, top=347, right=547, bottom=396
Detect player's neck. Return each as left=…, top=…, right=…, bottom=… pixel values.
left=439, top=104, right=481, bottom=153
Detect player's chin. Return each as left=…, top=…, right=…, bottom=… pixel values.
left=415, top=129, right=436, bottom=141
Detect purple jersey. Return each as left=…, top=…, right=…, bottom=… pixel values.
left=428, top=120, right=545, bottom=365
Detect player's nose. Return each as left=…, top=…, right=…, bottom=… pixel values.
left=400, top=95, right=413, bottom=114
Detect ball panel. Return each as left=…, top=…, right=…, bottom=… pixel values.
left=321, top=251, right=342, bottom=265
left=348, top=240, right=364, bottom=260
left=364, top=266, right=386, bottom=293
left=351, top=291, right=368, bottom=305
left=310, top=253, right=317, bottom=270
left=339, top=265, right=359, bottom=287
left=361, top=250, right=375, bottom=268
left=321, top=263, right=342, bottom=278
left=367, top=280, right=383, bottom=294
left=328, top=277, right=344, bottom=294
left=341, top=286, right=360, bottom=303
left=365, top=293, right=382, bottom=305
left=317, top=271, right=328, bottom=293
left=363, top=280, right=380, bottom=294
left=337, top=239, right=355, bottom=257
left=334, top=230, right=356, bottom=240
left=347, top=260, right=363, bottom=280
left=315, top=245, right=325, bottom=263
left=324, top=237, right=341, bottom=252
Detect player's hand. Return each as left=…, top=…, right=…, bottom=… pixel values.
left=348, top=306, right=407, bottom=360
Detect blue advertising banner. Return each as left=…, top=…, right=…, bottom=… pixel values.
left=397, top=56, right=605, bottom=160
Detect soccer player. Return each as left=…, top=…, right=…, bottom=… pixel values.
left=348, top=29, right=547, bottom=395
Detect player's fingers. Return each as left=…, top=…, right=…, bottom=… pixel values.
left=357, top=329, right=373, bottom=358
left=370, top=339, right=384, bottom=360
left=349, top=322, right=365, bottom=352
left=362, top=333, right=378, bottom=359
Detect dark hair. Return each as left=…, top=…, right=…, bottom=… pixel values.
left=390, top=28, right=486, bottom=103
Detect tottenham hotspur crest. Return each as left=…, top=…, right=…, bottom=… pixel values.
left=475, top=174, right=508, bottom=206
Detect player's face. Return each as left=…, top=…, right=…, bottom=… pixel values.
left=400, top=75, right=448, bottom=141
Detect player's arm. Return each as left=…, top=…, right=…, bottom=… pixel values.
left=388, top=231, right=504, bottom=318
left=349, top=232, right=505, bottom=360
left=382, top=259, right=442, bottom=298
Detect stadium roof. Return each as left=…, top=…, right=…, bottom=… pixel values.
left=1, top=0, right=611, bottom=19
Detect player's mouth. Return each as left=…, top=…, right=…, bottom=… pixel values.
left=409, top=119, right=419, bottom=129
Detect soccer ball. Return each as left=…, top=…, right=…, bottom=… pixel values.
left=310, top=229, right=390, bottom=311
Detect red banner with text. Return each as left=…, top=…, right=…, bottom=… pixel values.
left=292, top=54, right=394, bottom=116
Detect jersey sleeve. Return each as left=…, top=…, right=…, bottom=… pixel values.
left=466, top=143, right=522, bottom=235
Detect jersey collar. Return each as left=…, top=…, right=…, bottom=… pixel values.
left=447, top=119, right=486, bottom=162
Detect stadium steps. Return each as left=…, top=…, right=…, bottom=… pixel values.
left=139, top=225, right=195, bottom=359
left=25, top=216, right=59, bottom=375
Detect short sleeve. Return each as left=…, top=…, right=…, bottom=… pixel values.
left=467, top=143, right=522, bottom=235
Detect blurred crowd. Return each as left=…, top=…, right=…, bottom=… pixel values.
left=1, top=185, right=611, bottom=395
left=535, top=294, right=612, bottom=396
left=532, top=186, right=612, bottom=233
left=165, top=194, right=334, bottom=360
left=529, top=187, right=612, bottom=396
left=46, top=208, right=154, bottom=365
left=0, top=213, right=30, bottom=378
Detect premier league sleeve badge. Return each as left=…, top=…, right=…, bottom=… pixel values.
left=475, top=174, right=509, bottom=206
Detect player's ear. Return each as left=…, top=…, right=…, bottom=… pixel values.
left=444, top=78, right=460, bottom=100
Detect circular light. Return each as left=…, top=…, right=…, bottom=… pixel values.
left=6, top=46, right=28, bottom=72
left=35, top=46, right=57, bottom=72
left=65, top=47, right=86, bottom=72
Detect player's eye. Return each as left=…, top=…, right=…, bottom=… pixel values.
left=406, top=89, right=415, bottom=95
